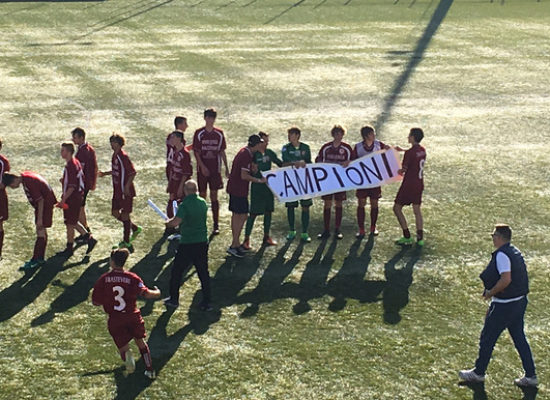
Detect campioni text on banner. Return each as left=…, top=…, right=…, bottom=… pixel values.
left=262, top=148, right=402, bottom=203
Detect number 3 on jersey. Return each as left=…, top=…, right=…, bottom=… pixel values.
left=113, top=286, right=126, bottom=311
left=418, top=159, right=425, bottom=179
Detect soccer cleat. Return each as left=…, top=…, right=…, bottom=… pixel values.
left=317, top=231, right=331, bottom=240
left=241, top=237, right=251, bottom=251
left=417, top=239, right=425, bottom=247
left=75, top=233, right=90, bottom=245
left=356, top=229, right=366, bottom=239
left=301, top=233, right=311, bottom=243
left=212, top=226, right=220, bottom=235
left=19, top=260, right=32, bottom=270
left=124, top=350, right=135, bottom=373
left=227, top=247, right=244, bottom=258
left=458, top=369, right=485, bottom=383
left=395, top=236, right=414, bottom=245
left=167, top=233, right=181, bottom=241
left=263, top=236, right=277, bottom=246
left=144, top=370, right=156, bottom=379
left=286, top=230, right=297, bottom=240
left=86, top=237, right=98, bottom=254
left=130, top=226, right=142, bottom=242
left=370, top=226, right=379, bottom=236
left=514, top=375, right=538, bottom=387
left=163, top=297, right=179, bottom=308
left=27, top=259, right=46, bottom=269
left=238, top=245, right=251, bottom=253
left=335, top=231, right=344, bottom=240
left=114, top=241, right=134, bottom=253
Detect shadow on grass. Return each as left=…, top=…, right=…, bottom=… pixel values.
left=383, top=247, right=419, bottom=324
left=458, top=381, right=488, bottom=400
left=265, top=0, right=307, bottom=25
left=375, top=0, right=455, bottom=132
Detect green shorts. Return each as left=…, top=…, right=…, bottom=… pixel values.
left=250, top=183, right=274, bottom=215
left=285, top=198, right=313, bottom=208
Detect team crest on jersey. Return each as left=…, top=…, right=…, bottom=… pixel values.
left=339, top=149, right=344, bottom=154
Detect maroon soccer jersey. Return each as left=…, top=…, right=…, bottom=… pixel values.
left=0, top=154, right=10, bottom=179
left=21, top=171, right=57, bottom=206
left=0, top=155, right=10, bottom=221
left=193, top=127, right=226, bottom=173
left=315, top=141, right=353, bottom=164
left=62, top=157, right=85, bottom=199
left=111, top=150, right=136, bottom=199
left=92, top=269, right=149, bottom=316
left=226, top=146, right=253, bottom=197
left=169, top=148, right=192, bottom=189
left=352, top=140, right=386, bottom=159
left=75, top=142, right=97, bottom=191
left=401, top=144, right=426, bottom=192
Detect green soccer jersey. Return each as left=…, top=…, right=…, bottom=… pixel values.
left=281, top=142, right=312, bottom=164
left=252, top=148, right=283, bottom=178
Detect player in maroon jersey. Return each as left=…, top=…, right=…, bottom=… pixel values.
left=92, top=248, right=161, bottom=378
left=166, top=131, right=192, bottom=220
left=57, top=142, right=97, bottom=257
left=2, top=171, right=57, bottom=269
left=192, top=108, right=229, bottom=234
left=0, top=139, right=10, bottom=261
left=393, top=128, right=427, bottom=246
left=71, top=128, right=98, bottom=244
left=315, top=125, right=353, bottom=240
left=165, top=117, right=189, bottom=232
left=99, top=134, right=142, bottom=252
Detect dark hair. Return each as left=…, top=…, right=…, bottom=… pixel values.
left=258, top=131, right=269, bottom=139
left=172, top=131, right=184, bottom=141
left=331, top=124, right=346, bottom=136
left=71, top=127, right=86, bottom=139
left=360, top=125, right=375, bottom=138
left=174, top=116, right=186, bottom=129
left=409, top=127, right=424, bottom=143
left=287, top=127, right=301, bottom=137
left=2, top=173, right=16, bottom=186
left=494, top=224, right=512, bottom=241
left=61, top=141, right=75, bottom=154
left=204, top=108, right=217, bottom=119
left=0, top=138, right=3, bottom=150
left=110, top=248, right=130, bottom=268
left=109, top=134, right=125, bottom=147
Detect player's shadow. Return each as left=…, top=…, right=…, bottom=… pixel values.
left=30, top=256, right=110, bottom=327
left=458, top=382, right=488, bottom=400
left=0, top=252, right=82, bottom=323
left=236, top=240, right=303, bottom=317
left=383, top=247, right=420, bottom=324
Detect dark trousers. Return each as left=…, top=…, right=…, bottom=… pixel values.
left=169, top=242, right=211, bottom=305
left=474, top=296, right=536, bottom=377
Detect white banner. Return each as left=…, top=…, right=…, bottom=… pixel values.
left=262, top=148, right=402, bottom=202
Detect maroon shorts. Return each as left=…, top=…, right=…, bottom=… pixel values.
left=112, top=196, right=134, bottom=214
left=167, top=177, right=188, bottom=196
left=356, top=187, right=381, bottom=199
left=198, top=171, right=223, bottom=193
left=63, top=194, right=82, bottom=225
left=322, top=191, right=347, bottom=201
left=0, top=189, right=8, bottom=221
left=395, top=186, right=422, bottom=206
left=35, top=203, right=54, bottom=228
left=108, top=312, right=146, bottom=349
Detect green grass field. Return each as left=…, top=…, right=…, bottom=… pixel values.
left=1, top=0, right=549, bottom=398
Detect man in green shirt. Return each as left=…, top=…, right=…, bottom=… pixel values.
left=242, top=132, right=283, bottom=250
left=164, top=180, right=211, bottom=311
left=281, top=127, right=312, bottom=243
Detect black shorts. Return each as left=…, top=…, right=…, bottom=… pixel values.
left=229, top=195, right=249, bottom=214
left=82, top=189, right=90, bottom=207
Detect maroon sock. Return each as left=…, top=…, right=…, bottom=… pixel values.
left=131, top=222, right=138, bottom=232
left=167, top=200, right=174, bottom=219
left=211, top=201, right=220, bottom=228
left=357, top=207, right=365, bottom=231
left=323, top=208, right=331, bottom=231
left=139, top=344, right=153, bottom=371
left=370, top=207, right=379, bottom=229
left=119, top=350, right=126, bottom=361
left=0, top=230, right=4, bottom=257
left=335, top=207, right=343, bottom=231
left=33, top=237, right=46, bottom=260
left=123, top=220, right=131, bottom=242
left=403, top=228, right=411, bottom=238
left=417, top=230, right=423, bottom=241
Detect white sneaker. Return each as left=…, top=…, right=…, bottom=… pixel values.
left=459, top=368, right=485, bottom=383
left=514, top=375, right=538, bottom=387
left=124, top=350, right=135, bottom=373
left=144, top=370, right=156, bottom=379
left=167, top=233, right=181, bottom=241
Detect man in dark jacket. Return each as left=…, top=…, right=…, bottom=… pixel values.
left=459, top=224, right=537, bottom=387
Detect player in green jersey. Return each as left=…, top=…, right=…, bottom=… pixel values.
left=281, top=127, right=312, bottom=243
left=242, top=132, right=283, bottom=250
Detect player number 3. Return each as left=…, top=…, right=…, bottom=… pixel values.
left=113, top=286, right=126, bottom=311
